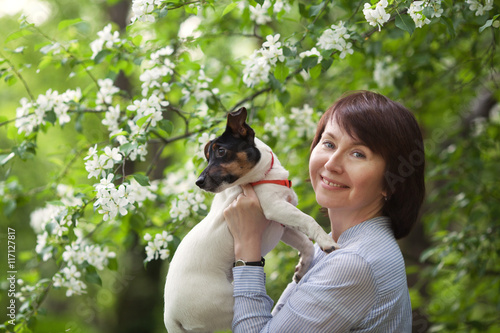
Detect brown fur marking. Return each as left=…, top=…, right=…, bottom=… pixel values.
left=219, top=152, right=256, bottom=177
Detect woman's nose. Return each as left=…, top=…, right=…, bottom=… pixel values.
left=324, top=151, right=343, bottom=174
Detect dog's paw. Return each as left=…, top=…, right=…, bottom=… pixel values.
left=293, top=270, right=303, bottom=283
left=293, top=258, right=307, bottom=283
left=316, top=234, right=338, bottom=253
left=292, top=250, right=314, bottom=283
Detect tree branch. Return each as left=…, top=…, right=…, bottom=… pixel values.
left=0, top=50, right=34, bottom=101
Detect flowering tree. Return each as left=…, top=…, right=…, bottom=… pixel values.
left=0, top=0, right=499, bottom=332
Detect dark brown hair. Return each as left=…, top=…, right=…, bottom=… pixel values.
left=311, top=91, right=425, bottom=239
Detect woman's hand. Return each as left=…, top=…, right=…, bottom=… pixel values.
left=224, top=184, right=270, bottom=262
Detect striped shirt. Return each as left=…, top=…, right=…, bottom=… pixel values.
left=232, top=216, right=412, bottom=332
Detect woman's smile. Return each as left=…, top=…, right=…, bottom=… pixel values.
left=320, top=176, right=349, bottom=189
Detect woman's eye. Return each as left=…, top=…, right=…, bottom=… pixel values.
left=353, top=151, right=366, bottom=158
left=322, top=141, right=335, bottom=149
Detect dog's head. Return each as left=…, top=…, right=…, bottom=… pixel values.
left=196, top=107, right=261, bottom=193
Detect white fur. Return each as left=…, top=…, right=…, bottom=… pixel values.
left=164, top=138, right=337, bottom=333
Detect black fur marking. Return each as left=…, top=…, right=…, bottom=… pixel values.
left=196, top=109, right=261, bottom=192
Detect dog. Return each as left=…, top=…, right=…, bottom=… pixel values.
left=164, top=108, right=337, bottom=333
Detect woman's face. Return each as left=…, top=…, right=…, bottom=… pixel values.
left=309, top=117, right=387, bottom=220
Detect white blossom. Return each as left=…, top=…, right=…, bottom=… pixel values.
left=62, top=265, right=81, bottom=280
left=130, top=0, right=162, bottom=23
left=363, top=0, right=391, bottom=31
left=181, top=68, right=218, bottom=103
left=129, top=143, right=149, bottom=161
left=466, top=0, right=493, bottom=16
left=317, top=21, right=353, bottom=59
left=127, top=95, right=168, bottom=128
left=261, top=34, right=285, bottom=65
left=65, top=278, right=87, bottom=297
left=242, top=34, right=286, bottom=88
left=96, top=78, right=120, bottom=110
left=161, top=160, right=198, bottom=196
left=150, top=46, right=174, bottom=63
left=90, top=24, right=122, bottom=60
left=196, top=132, right=216, bottom=159
left=144, top=231, right=173, bottom=262
left=170, top=191, right=207, bottom=222
left=409, top=1, right=431, bottom=28
left=140, top=46, right=175, bottom=97
left=15, top=98, right=37, bottom=135
left=273, top=0, right=291, bottom=13
left=299, top=47, right=323, bottom=63
left=249, top=0, right=272, bottom=25
left=178, top=16, right=202, bottom=41
left=102, top=104, right=122, bottom=132
left=15, top=87, right=83, bottom=135
left=373, top=56, right=400, bottom=88
left=85, top=147, right=121, bottom=179
left=290, top=104, right=317, bottom=138
left=40, top=42, right=63, bottom=55
left=264, top=116, right=289, bottom=141
left=243, top=50, right=272, bottom=88
left=93, top=174, right=155, bottom=220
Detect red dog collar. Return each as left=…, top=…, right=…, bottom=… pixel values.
left=250, top=152, right=292, bottom=188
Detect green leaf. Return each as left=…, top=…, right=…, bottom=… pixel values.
left=46, top=200, right=65, bottom=206
left=44, top=110, right=57, bottom=125
left=274, top=61, right=289, bottom=83
left=395, top=13, right=416, bottom=36
left=45, top=222, right=57, bottom=234
left=110, top=130, right=129, bottom=140
left=85, top=266, right=102, bottom=286
left=5, top=29, right=33, bottom=43
left=309, top=3, right=324, bottom=17
left=298, top=3, right=308, bottom=18
left=108, top=257, right=118, bottom=271
left=135, top=116, right=149, bottom=128
left=158, top=7, right=169, bottom=18
left=4, top=74, right=17, bottom=86
left=441, top=17, right=456, bottom=38
left=479, top=15, right=498, bottom=33
left=119, top=142, right=138, bottom=155
left=159, top=119, right=173, bottom=135
left=282, top=46, right=294, bottom=57
left=321, top=58, right=333, bottom=72
left=0, top=153, right=15, bottom=166
left=309, top=64, right=322, bottom=79
left=422, top=6, right=434, bottom=20
left=278, top=90, right=290, bottom=106
left=94, top=50, right=111, bottom=64
left=58, top=18, right=83, bottom=30
left=132, top=173, right=150, bottom=186
left=132, top=35, right=143, bottom=46
left=301, top=56, right=318, bottom=70
left=268, top=73, right=281, bottom=91
left=222, top=2, right=238, bottom=17
left=38, top=55, right=53, bottom=70
left=479, top=19, right=493, bottom=33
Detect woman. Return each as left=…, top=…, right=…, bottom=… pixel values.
left=224, top=91, right=425, bottom=332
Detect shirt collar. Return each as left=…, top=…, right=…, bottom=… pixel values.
left=337, top=216, right=391, bottom=247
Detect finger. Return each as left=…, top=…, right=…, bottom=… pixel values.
left=241, top=184, right=256, bottom=197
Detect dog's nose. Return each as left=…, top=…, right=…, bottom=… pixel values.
left=195, top=175, right=205, bottom=188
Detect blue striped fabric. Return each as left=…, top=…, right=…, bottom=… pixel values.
left=232, top=216, right=412, bottom=332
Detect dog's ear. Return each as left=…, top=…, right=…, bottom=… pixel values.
left=226, top=107, right=255, bottom=144
left=203, top=140, right=212, bottom=160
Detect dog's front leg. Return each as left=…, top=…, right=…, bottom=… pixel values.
left=281, top=227, right=315, bottom=282
left=261, top=200, right=337, bottom=253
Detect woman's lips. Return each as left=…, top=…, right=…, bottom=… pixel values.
left=321, top=176, right=349, bottom=188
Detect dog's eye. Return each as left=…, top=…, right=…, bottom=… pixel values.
left=215, top=147, right=226, bottom=158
